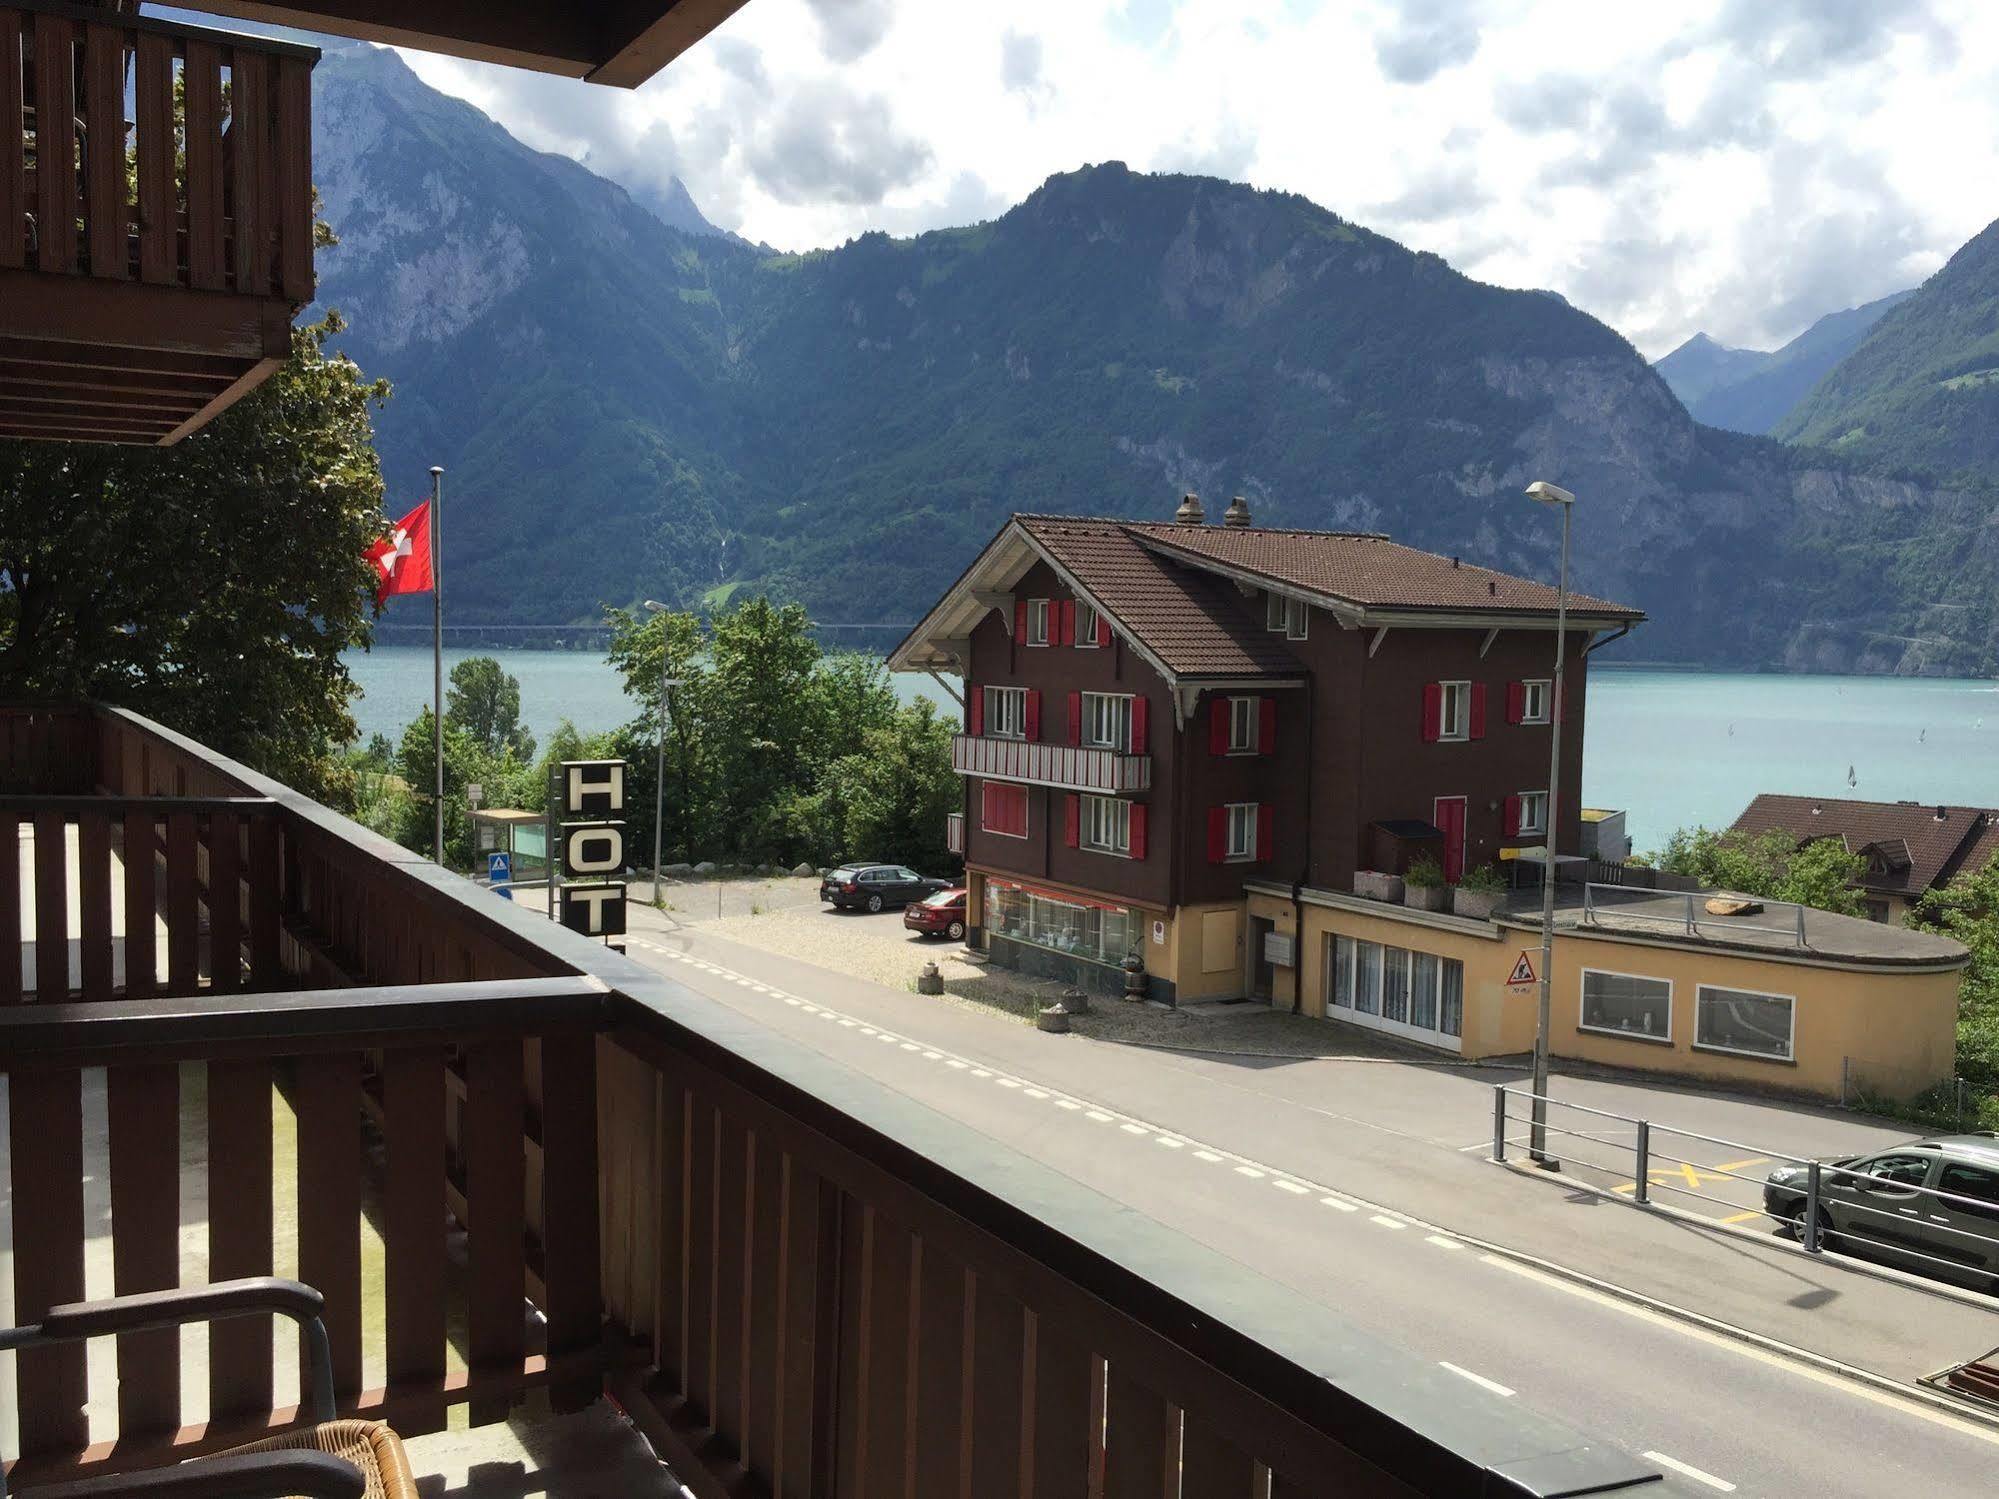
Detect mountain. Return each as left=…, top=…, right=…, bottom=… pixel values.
left=1777, top=218, right=1999, bottom=478
left=311, top=45, right=1999, bottom=675
left=1655, top=290, right=1913, bottom=435
left=631, top=175, right=729, bottom=239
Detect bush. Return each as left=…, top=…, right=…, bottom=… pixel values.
left=1405, top=853, right=1444, bottom=888
left=1459, top=862, right=1506, bottom=892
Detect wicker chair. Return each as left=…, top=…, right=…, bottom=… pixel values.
left=2, top=1278, right=415, bottom=1499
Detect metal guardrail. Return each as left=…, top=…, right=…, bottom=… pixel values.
left=1492, top=1085, right=1999, bottom=1288
left=1580, top=880, right=1808, bottom=947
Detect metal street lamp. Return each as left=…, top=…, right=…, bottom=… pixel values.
left=1524, top=480, right=1574, bottom=1167
left=642, top=600, right=684, bottom=907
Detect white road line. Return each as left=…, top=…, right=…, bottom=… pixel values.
left=1273, top=1180, right=1309, bottom=1195
left=1121, top=1123, right=1149, bottom=1136
left=1643, top=1452, right=1736, bottom=1492
left=1023, top=1088, right=1048, bottom=1099
left=1425, top=1234, right=1463, bottom=1250
left=1054, top=1099, right=1081, bottom=1111
left=997, top=1078, right=1023, bottom=1089
left=1370, top=1215, right=1407, bottom=1230
left=1193, top=1150, right=1223, bottom=1163
left=1086, top=1110, right=1113, bottom=1123
left=972, top=1069, right=992, bottom=1079
left=901, top=1043, right=921, bottom=1052
left=1438, top=1362, right=1513, bottom=1398
left=945, top=1059, right=968, bottom=1070
left=1235, top=1166, right=1266, bottom=1180
left=922, top=1052, right=941, bottom=1061
left=1320, top=1196, right=1358, bottom=1212
left=1155, top=1137, right=1184, bottom=1149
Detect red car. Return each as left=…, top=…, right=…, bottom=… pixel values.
left=903, top=886, right=968, bottom=941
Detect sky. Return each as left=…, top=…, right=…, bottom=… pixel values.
left=393, top=0, right=1999, bottom=359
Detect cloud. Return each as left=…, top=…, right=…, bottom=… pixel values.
left=1153, top=117, right=1256, bottom=182
left=741, top=80, right=933, bottom=207
left=1374, top=0, right=1484, bottom=85
left=1698, top=0, right=1954, bottom=78
left=1000, top=29, right=1046, bottom=96
left=806, top=0, right=896, bottom=63
left=1366, top=159, right=1491, bottom=226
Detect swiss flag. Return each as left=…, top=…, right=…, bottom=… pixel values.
left=365, top=501, right=433, bottom=605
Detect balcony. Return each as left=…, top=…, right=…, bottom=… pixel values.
left=0, top=700, right=1658, bottom=1496
left=0, top=4, right=316, bottom=444
left=952, top=732, right=1153, bottom=793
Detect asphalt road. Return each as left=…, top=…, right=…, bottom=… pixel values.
left=614, top=901, right=1999, bottom=1497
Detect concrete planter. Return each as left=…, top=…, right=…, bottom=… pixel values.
left=1355, top=870, right=1403, bottom=903
left=1403, top=884, right=1448, bottom=912
left=1452, top=887, right=1503, bottom=920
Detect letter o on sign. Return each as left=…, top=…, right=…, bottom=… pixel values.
left=565, top=824, right=624, bottom=877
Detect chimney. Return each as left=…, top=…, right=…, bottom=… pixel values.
left=1222, top=495, right=1253, bottom=528
left=1174, top=491, right=1205, bottom=526
left=1487, top=579, right=1497, bottom=596
left=1936, top=805, right=1949, bottom=821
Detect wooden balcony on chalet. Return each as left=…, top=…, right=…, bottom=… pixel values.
left=952, top=732, right=1154, bottom=794
left=0, top=3, right=315, bottom=445
left=0, top=701, right=1662, bottom=1497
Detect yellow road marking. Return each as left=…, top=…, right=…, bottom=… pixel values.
left=1720, top=1210, right=1764, bottom=1225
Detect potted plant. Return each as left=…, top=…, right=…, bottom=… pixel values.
left=1354, top=869, right=1403, bottom=903
left=1452, top=862, right=1507, bottom=920
left=1403, top=854, right=1448, bottom=911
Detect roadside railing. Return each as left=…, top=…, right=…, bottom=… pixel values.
left=1492, top=1085, right=1999, bottom=1292
left=1580, top=880, right=1810, bottom=948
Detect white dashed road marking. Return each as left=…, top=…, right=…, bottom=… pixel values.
left=1425, top=1234, right=1463, bottom=1250
left=1643, top=1452, right=1736, bottom=1492
left=1438, top=1362, right=1513, bottom=1398
left=1273, top=1180, right=1309, bottom=1195
left=1370, top=1215, right=1407, bottom=1230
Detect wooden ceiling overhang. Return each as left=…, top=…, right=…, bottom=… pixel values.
left=184, top=0, right=752, bottom=87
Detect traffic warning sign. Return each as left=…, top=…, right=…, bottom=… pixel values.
left=1508, top=950, right=1537, bottom=987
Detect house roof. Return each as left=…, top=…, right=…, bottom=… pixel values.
left=1127, top=523, right=1643, bottom=622
left=1730, top=794, right=1999, bottom=897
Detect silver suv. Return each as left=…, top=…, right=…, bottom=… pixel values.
left=1764, top=1134, right=1999, bottom=1290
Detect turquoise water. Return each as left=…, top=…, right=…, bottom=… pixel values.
left=345, top=650, right=1999, bottom=858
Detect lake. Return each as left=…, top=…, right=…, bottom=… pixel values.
left=345, top=648, right=1999, bottom=857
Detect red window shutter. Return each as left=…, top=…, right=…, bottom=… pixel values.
left=1130, top=695, right=1149, bottom=754
left=1067, top=691, right=1082, bottom=747
left=1469, top=683, right=1488, bottom=740
left=1207, top=807, right=1227, bottom=863
left=1096, top=612, right=1112, bottom=647
left=1025, top=688, right=1042, bottom=741
left=981, top=783, right=996, bottom=831
left=1258, top=698, right=1277, bottom=756
left=1503, top=794, right=1522, bottom=837
left=1064, top=793, right=1080, bottom=848
left=1421, top=682, right=1442, bottom=742
left=1506, top=681, right=1525, bottom=725
left=1129, top=803, right=1148, bottom=860
left=1014, top=600, right=1027, bottom=641
left=1209, top=698, right=1229, bottom=756
left=1257, top=804, right=1275, bottom=862
left=969, top=690, right=984, bottom=736
left=1060, top=599, right=1076, bottom=645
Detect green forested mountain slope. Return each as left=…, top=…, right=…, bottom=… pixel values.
left=311, top=44, right=1999, bottom=674
left=1778, top=219, right=1999, bottom=475
left=1656, top=291, right=1912, bottom=435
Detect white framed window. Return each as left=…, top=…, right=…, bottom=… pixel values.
left=1081, top=692, right=1133, bottom=751
left=984, top=686, right=1027, bottom=740
left=1081, top=794, right=1131, bottom=855
left=1580, top=969, right=1672, bottom=1042
left=1284, top=597, right=1309, bottom=640
left=1228, top=696, right=1260, bottom=753
left=1517, top=790, right=1548, bottom=836
left=1330, top=937, right=1463, bottom=1040
left=1695, top=985, right=1795, bottom=1062
left=1521, top=679, right=1551, bottom=725
left=1025, top=599, right=1052, bottom=646
left=1438, top=681, right=1471, bottom=741
left=1225, top=802, right=1258, bottom=860
left=1077, top=602, right=1101, bottom=647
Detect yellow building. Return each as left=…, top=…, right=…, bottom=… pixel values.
left=1242, top=879, right=1966, bottom=1102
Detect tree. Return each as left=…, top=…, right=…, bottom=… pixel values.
left=0, top=315, right=389, bottom=806
left=816, top=700, right=961, bottom=872
left=447, top=655, right=534, bottom=761
left=1653, top=826, right=1866, bottom=916
left=1909, top=852, right=1999, bottom=1089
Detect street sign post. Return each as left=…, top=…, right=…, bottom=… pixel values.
left=487, top=850, right=511, bottom=900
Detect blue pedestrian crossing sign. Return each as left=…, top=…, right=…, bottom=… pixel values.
left=488, top=851, right=512, bottom=883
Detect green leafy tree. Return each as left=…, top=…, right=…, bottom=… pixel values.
left=1909, top=853, right=1999, bottom=1090
left=1653, top=826, right=1866, bottom=916
left=816, top=700, right=962, bottom=872
left=0, top=314, right=388, bottom=806
left=446, top=655, right=535, bottom=761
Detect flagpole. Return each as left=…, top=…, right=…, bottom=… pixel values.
left=430, top=465, right=444, bottom=866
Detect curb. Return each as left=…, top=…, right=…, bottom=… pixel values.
left=1115, top=1039, right=1492, bottom=1067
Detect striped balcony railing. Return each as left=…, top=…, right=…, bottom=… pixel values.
left=951, top=733, right=1152, bottom=794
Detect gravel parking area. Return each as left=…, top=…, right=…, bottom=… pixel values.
left=695, top=892, right=1460, bottom=1062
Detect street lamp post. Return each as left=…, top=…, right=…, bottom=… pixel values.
left=1524, top=480, right=1574, bottom=1167
left=641, top=601, right=683, bottom=907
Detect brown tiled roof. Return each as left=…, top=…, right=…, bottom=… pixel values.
left=1018, top=517, right=1304, bottom=678
left=1730, top=794, right=1999, bottom=897
left=1126, top=522, right=1642, bottom=619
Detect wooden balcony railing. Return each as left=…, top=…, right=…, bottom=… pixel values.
left=0, top=3, right=317, bottom=444
left=0, top=702, right=1662, bottom=1496
left=952, top=733, right=1153, bottom=793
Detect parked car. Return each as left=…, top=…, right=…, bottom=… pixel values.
left=904, top=887, right=968, bottom=941
left=819, top=863, right=949, bottom=913
left=1763, top=1133, right=1999, bottom=1289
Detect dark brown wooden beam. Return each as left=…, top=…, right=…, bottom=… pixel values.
left=0, top=273, right=293, bottom=362
left=186, top=1, right=748, bottom=87
left=0, top=391, right=206, bottom=420
left=0, top=336, right=248, bottom=381
left=0, top=363, right=233, bottom=397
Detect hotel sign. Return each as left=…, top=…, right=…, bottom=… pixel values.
left=558, top=759, right=628, bottom=937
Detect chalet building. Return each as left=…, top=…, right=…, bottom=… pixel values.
left=1730, top=794, right=1999, bottom=923
left=889, top=493, right=1644, bottom=1003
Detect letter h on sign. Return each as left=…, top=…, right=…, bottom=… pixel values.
left=564, top=760, right=626, bottom=818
